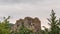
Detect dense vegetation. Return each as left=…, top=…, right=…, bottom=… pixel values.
left=0, top=10, right=60, bottom=34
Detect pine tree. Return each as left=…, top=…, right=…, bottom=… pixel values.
left=57, top=18, right=60, bottom=34
left=47, top=10, right=59, bottom=34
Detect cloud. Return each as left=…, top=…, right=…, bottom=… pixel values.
left=0, top=0, right=42, bottom=5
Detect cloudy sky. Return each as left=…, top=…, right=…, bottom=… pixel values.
left=0, top=0, right=60, bottom=28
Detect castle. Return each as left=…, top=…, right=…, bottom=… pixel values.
left=11, top=17, right=41, bottom=34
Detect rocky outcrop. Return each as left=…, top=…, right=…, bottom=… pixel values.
left=11, top=17, right=41, bottom=34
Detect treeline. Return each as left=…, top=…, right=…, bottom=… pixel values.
left=0, top=10, right=60, bottom=34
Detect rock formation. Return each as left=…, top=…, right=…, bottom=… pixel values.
left=11, top=17, right=41, bottom=34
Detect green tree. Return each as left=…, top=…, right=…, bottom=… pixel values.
left=57, top=18, right=60, bottom=34
left=19, top=22, right=33, bottom=34
left=0, top=16, right=11, bottom=34
left=42, top=26, right=49, bottom=34
left=47, top=10, right=59, bottom=34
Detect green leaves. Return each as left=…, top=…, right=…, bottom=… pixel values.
left=0, top=16, right=11, bottom=34
left=19, top=22, right=33, bottom=34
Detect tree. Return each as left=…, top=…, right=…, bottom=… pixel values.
left=19, top=22, right=33, bottom=34
left=47, top=10, right=59, bottom=34
left=42, top=26, right=49, bottom=34
left=0, top=16, right=11, bottom=34
left=57, top=18, right=60, bottom=34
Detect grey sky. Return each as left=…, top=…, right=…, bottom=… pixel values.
left=0, top=0, right=60, bottom=28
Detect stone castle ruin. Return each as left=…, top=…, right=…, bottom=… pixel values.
left=11, top=17, right=41, bottom=34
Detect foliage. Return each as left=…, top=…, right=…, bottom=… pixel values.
left=47, top=10, right=60, bottom=34
left=0, top=16, right=11, bottom=34
left=42, top=10, right=60, bottom=34
left=19, top=22, right=33, bottom=34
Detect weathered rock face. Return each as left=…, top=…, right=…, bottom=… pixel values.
left=11, top=17, right=41, bottom=34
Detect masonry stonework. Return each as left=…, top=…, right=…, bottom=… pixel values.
left=11, top=17, right=41, bottom=34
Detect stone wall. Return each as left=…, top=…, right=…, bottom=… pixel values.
left=11, top=17, right=41, bottom=34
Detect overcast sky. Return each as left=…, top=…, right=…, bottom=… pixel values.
left=0, top=0, right=60, bottom=28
